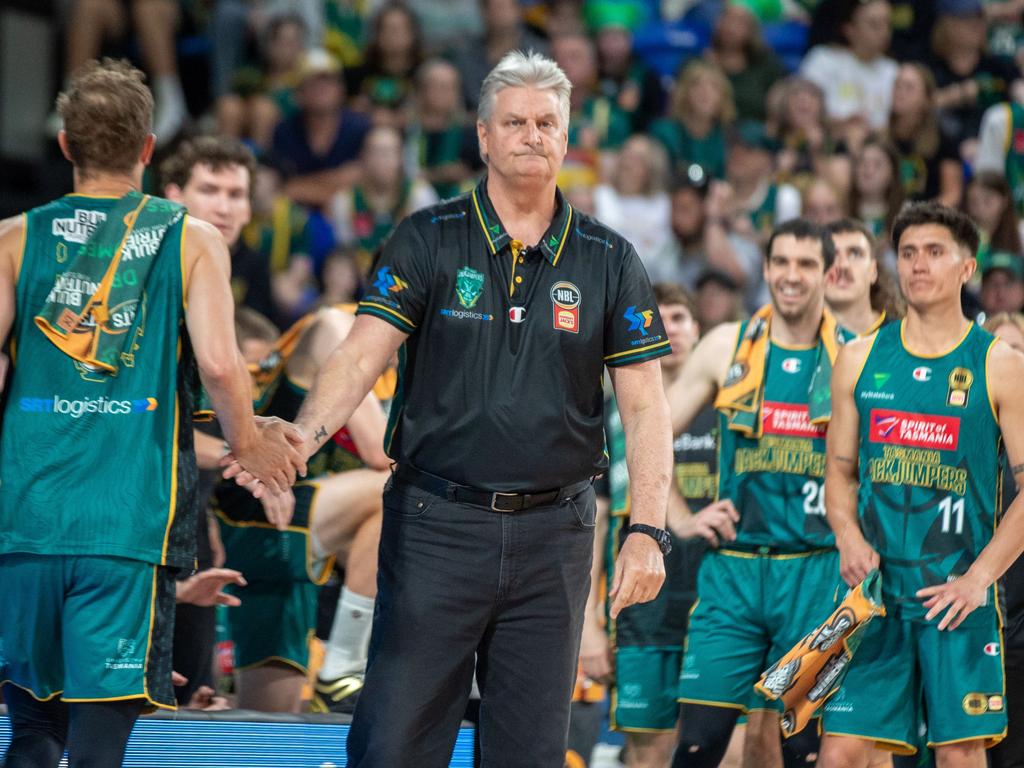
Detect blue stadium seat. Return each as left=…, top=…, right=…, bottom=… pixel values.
left=632, top=20, right=713, bottom=79
left=761, top=20, right=809, bottom=73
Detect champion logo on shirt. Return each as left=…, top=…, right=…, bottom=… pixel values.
left=912, top=366, right=932, bottom=382
left=781, top=357, right=801, bottom=373
left=509, top=306, right=526, bottom=323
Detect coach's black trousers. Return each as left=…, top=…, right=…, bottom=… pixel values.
left=346, top=475, right=596, bottom=768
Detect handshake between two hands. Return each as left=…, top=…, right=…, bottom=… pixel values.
left=220, top=415, right=309, bottom=530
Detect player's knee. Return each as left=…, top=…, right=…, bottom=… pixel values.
left=781, top=725, right=820, bottom=768
left=817, top=734, right=872, bottom=768
left=935, top=740, right=986, bottom=768
left=674, top=705, right=740, bottom=768
left=627, top=732, right=675, bottom=768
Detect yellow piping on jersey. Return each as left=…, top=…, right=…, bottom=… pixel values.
left=604, top=340, right=671, bottom=361
left=358, top=300, right=416, bottom=330
left=851, top=328, right=882, bottom=395
left=985, top=337, right=999, bottom=421
left=13, top=212, right=27, bottom=283
left=822, top=730, right=915, bottom=755
left=551, top=206, right=573, bottom=266
left=0, top=679, right=63, bottom=702
left=471, top=189, right=497, bottom=255
left=180, top=214, right=189, bottom=311
left=899, top=318, right=973, bottom=359
left=160, top=340, right=182, bottom=564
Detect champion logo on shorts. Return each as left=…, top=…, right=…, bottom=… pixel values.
left=984, top=642, right=1000, bottom=656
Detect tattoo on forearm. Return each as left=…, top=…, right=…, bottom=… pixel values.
left=314, top=425, right=327, bottom=444
left=1012, top=462, right=1024, bottom=476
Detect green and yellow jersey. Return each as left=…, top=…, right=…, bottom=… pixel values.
left=855, top=320, right=1002, bottom=622
left=0, top=195, right=199, bottom=568
left=717, top=322, right=833, bottom=551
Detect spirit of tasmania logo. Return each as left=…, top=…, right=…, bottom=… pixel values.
left=869, top=409, right=960, bottom=450
left=762, top=402, right=827, bottom=438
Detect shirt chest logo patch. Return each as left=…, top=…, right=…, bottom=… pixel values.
left=509, top=306, right=527, bottom=323
left=455, top=266, right=485, bottom=309
left=947, top=367, right=973, bottom=408
left=868, top=409, right=960, bottom=450
left=781, top=357, right=801, bottom=373
left=912, top=366, right=931, bottom=382
left=550, top=281, right=581, bottom=333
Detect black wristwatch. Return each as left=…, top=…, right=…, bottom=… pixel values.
left=627, top=524, right=672, bottom=555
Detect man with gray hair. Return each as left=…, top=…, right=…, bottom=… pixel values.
left=224, top=49, right=675, bottom=766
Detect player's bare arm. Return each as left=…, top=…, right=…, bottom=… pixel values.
left=183, top=216, right=304, bottom=491
left=825, top=336, right=879, bottom=587
left=0, top=215, right=25, bottom=387
left=292, top=315, right=406, bottom=461
left=919, top=340, right=1024, bottom=629
left=666, top=321, right=739, bottom=436
left=293, top=308, right=390, bottom=470
left=607, top=360, right=672, bottom=619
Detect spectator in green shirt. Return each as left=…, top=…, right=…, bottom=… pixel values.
left=650, top=60, right=736, bottom=179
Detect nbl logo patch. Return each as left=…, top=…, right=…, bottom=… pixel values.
left=550, top=281, right=581, bottom=333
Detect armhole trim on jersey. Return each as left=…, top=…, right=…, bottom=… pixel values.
left=160, top=342, right=183, bottom=564
left=850, top=330, right=881, bottom=398
left=13, top=212, right=27, bottom=285
left=180, top=215, right=189, bottom=312
left=984, top=336, right=999, bottom=422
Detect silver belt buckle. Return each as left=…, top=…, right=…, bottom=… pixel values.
left=490, top=492, right=518, bottom=511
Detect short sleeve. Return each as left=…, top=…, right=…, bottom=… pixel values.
left=603, top=244, right=672, bottom=368
left=356, top=217, right=432, bottom=334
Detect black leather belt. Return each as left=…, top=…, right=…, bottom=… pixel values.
left=394, top=464, right=594, bottom=512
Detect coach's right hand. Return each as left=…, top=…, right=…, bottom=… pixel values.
left=609, top=534, right=666, bottom=619
left=838, top=529, right=880, bottom=588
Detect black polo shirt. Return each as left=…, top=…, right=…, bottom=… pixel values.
left=356, top=177, right=670, bottom=492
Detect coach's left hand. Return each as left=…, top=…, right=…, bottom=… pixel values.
left=917, top=571, right=989, bottom=630
left=609, top=533, right=665, bottom=619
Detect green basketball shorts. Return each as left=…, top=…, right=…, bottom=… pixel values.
left=822, top=610, right=1006, bottom=753
left=677, top=548, right=842, bottom=712
left=0, top=553, right=177, bottom=710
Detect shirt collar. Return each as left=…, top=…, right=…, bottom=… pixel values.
left=470, top=176, right=574, bottom=266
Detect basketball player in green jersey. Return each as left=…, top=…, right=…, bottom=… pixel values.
left=206, top=306, right=390, bottom=714
left=819, top=202, right=1024, bottom=768
left=0, top=60, right=302, bottom=767
left=825, top=218, right=903, bottom=341
left=666, top=219, right=841, bottom=768
left=582, top=282, right=740, bottom=768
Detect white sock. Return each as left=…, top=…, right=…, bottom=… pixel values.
left=152, top=75, right=187, bottom=145
left=319, top=588, right=375, bottom=680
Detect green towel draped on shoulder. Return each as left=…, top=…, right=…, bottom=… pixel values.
left=34, top=192, right=185, bottom=376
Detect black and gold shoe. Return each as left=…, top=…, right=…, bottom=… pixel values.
left=310, top=674, right=364, bottom=714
